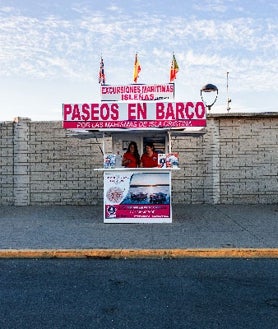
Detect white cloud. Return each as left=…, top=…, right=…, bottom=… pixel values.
left=193, top=0, right=228, bottom=13
left=0, top=0, right=277, bottom=121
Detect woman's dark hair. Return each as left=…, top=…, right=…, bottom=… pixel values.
left=145, top=142, right=155, bottom=150
left=127, top=141, right=140, bottom=166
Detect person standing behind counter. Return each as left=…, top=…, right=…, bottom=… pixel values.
left=140, top=142, right=158, bottom=168
left=122, top=141, right=141, bottom=168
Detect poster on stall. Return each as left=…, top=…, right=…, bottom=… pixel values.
left=158, top=153, right=179, bottom=168
left=104, top=170, right=172, bottom=223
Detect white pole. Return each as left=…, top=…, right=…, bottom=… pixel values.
left=227, top=72, right=231, bottom=112
left=102, top=132, right=105, bottom=159
left=168, top=130, right=172, bottom=153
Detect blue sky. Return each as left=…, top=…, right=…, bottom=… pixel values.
left=0, top=0, right=277, bottom=121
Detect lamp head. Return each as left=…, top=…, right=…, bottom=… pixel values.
left=201, top=83, right=218, bottom=92
left=200, top=83, right=218, bottom=111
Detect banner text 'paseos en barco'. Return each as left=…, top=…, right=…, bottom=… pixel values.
left=63, top=101, right=206, bottom=130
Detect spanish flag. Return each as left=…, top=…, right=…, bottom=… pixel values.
left=133, top=53, right=141, bottom=83
left=170, top=54, right=179, bottom=82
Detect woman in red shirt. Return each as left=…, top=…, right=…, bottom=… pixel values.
left=122, top=141, right=141, bottom=168
left=140, top=142, right=158, bottom=168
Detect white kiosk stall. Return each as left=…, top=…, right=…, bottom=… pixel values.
left=63, top=83, right=207, bottom=223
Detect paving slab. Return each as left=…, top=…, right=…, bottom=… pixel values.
left=0, top=204, right=277, bottom=258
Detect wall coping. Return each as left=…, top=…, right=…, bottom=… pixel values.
left=1, top=112, right=277, bottom=124
left=208, top=112, right=278, bottom=118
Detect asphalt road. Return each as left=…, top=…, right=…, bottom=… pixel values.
left=1, top=259, right=278, bottom=329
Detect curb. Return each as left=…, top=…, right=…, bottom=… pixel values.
left=0, top=248, right=278, bottom=259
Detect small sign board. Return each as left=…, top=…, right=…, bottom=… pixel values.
left=100, top=83, right=175, bottom=102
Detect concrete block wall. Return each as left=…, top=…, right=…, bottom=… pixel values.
left=0, top=121, right=14, bottom=205
left=28, top=121, right=106, bottom=205
left=217, top=115, right=278, bottom=204
left=171, top=133, right=207, bottom=204
left=0, top=113, right=277, bottom=205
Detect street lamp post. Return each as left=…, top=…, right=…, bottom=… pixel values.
left=200, top=83, right=218, bottom=113
left=227, top=72, right=232, bottom=112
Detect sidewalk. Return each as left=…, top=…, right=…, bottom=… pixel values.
left=0, top=204, right=277, bottom=258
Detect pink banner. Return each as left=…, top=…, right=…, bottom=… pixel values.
left=63, top=119, right=206, bottom=129
left=63, top=101, right=206, bottom=130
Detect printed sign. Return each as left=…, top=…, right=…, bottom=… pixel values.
left=63, top=101, right=206, bottom=130
left=158, top=153, right=179, bottom=168
left=104, top=171, right=172, bottom=223
left=100, top=83, right=175, bottom=101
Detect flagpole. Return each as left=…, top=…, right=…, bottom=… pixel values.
left=173, top=53, right=175, bottom=98
left=98, top=54, right=106, bottom=85
left=227, top=71, right=231, bottom=112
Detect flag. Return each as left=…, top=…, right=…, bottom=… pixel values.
left=98, top=56, right=105, bottom=84
left=133, top=53, right=141, bottom=83
left=170, top=54, right=179, bottom=82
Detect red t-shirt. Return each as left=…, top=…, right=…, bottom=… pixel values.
left=123, top=152, right=138, bottom=168
left=141, top=152, right=158, bottom=168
